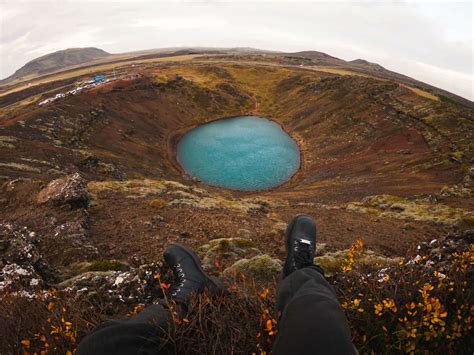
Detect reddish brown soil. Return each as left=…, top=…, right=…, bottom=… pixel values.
left=0, top=56, right=472, bottom=272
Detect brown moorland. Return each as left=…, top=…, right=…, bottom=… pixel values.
left=0, top=50, right=472, bottom=353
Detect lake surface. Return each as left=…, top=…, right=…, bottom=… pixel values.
left=177, top=116, right=300, bottom=191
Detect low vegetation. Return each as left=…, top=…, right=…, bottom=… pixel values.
left=1, top=52, right=473, bottom=355
left=2, top=233, right=471, bottom=354
left=346, top=194, right=474, bottom=227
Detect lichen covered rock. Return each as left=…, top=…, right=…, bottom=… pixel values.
left=51, top=219, right=99, bottom=263
left=58, top=263, right=164, bottom=305
left=223, top=255, right=282, bottom=283
left=37, top=173, right=89, bottom=208
left=315, top=249, right=402, bottom=276
left=0, top=223, right=53, bottom=295
left=198, top=237, right=261, bottom=270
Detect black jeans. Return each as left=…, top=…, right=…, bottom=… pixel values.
left=272, top=266, right=355, bottom=355
left=76, top=267, right=355, bottom=355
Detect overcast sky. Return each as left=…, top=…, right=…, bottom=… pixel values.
left=0, top=0, right=472, bottom=100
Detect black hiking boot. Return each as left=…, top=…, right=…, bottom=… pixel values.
left=163, top=243, right=220, bottom=304
left=282, top=214, right=317, bottom=278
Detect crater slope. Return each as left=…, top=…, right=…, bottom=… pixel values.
left=0, top=51, right=472, bottom=278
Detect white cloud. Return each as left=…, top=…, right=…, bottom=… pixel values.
left=132, top=17, right=228, bottom=30
left=0, top=0, right=472, bottom=100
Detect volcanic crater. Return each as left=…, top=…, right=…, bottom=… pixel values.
left=0, top=51, right=473, bottom=281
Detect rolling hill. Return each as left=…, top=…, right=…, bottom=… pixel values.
left=1, top=47, right=110, bottom=84
left=0, top=48, right=472, bottom=354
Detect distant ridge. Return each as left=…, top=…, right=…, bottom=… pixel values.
left=349, top=59, right=386, bottom=72
left=1, top=47, right=110, bottom=84
left=1, top=46, right=471, bottom=106
left=285, top=50, right=345, bottom=65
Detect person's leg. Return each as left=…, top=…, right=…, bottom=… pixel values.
left=272, top=214, right=356, bottom=355
left=76, top=303, right=171, bottom=355
left=77, top=243, right=223, bottom=355
left=273, top=267, right=355, bottom=355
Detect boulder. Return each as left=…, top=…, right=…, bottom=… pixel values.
left=50, top=220, right=99, bottom=263
left=37, top=173, right=89, bottom=208
left=58, top=259, right=129, bottom=281
left=223, top=255, right=282, bottom=284
left=314, top=249, right=402, bottom=276
left=0, top=223, right=41, bottom=268
left=0, top=223, right=54, bottom=295
left=198, top=238, right=261, bottom=270
left=57, top=263, right=163, bottom=306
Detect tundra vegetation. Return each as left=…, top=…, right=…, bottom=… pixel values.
left=0, top=49, right=472, bottom=354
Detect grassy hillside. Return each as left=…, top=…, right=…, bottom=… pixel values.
left=1, top=47, right=109, bottom=84
left=0, top=53, right=472, bottom=354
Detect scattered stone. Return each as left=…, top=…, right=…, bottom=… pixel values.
left=37, top=173, right=89, bottom=208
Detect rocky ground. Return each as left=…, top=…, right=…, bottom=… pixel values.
left=0, top=52, right=472, bottom=353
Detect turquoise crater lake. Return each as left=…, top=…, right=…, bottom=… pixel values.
left=177, top=116, right=300, bottom=191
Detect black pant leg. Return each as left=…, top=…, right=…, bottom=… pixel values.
left=272, top=267, right=356, bottom=355
left=76, top=303, right=171, bottom=355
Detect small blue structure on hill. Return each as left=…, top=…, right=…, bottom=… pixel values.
left=93, top=75, right=105, bottom=83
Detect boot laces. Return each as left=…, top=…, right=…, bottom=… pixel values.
left=170, top=263, right=186, bottom=296
left=294, top=239, right=314, bottom=268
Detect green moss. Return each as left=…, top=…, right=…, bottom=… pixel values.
left=315, top=249, right=402, bottom=276
left=347, top=194, right=472, bottom=226
left=460, top=216, right=474, bottom=227
left=223, top=255, right=282, bottom=283
left=86, top=259, right=128, bottom=272
left=314, top=255, right=344, bottom=273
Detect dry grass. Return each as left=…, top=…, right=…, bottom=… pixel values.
left=346, top=194, right=473, bottom=226
left=0, top=162, right=41, bottom=173
left=403, top=85, right=439, bottom=101
left=2, top=238, right=472, bottom=354
left=312, top=67, right=370, bottom=77
left=0, top=54, right=204, bottom=97
left=311, top=67, right=438, bottom=101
